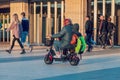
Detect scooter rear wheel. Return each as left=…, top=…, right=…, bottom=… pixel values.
left=69, top=56, right=80, bottom=66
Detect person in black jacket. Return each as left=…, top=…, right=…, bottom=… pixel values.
left=98, top=15, right=108, bottom=49
left=85, top=16, right=93, bottom=52
left=107, top=17, right=115, bottom=48
left=21, top=12, right=33, bottom=52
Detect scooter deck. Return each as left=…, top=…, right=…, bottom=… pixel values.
left=53, top=56, right=67, bottom=61
left=54, top=58, right=63, bottom=61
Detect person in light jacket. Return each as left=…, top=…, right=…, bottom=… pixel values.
left=6, top=13, right=26, bottom=54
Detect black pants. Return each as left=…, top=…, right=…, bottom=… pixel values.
left=10, top=35, right=24, bottom=50
left=98, top=32, right=107, bottom=47
left=86, top=33, right=93, bottom=51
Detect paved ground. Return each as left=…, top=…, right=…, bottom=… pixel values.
left=0, top=44, right=120, bottom=80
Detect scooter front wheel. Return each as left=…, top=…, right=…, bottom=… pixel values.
left=44, top=54, right=53, bottom=64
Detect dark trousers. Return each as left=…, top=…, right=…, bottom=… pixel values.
left=10, top=35, right=24, bottom=50
left=98, top=32, right=107, bottom=47
left=86, top=33, right=93, bottom=50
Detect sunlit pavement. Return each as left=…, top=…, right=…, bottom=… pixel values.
left=0, top=46, right=120, bottom=80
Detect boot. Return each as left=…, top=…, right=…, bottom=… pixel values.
left=6, top=49, right=11, bottom=54
left=20, top=49, right=26, bottom=54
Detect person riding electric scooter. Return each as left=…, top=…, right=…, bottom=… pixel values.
left=51, top=19, right=73, bottom=58
left=44, top=19, right=80, bottom=66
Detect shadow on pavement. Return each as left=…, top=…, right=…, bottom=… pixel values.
left=0, top=56, right=44, bottom=63
left=35, top=67, right=120, bottom=80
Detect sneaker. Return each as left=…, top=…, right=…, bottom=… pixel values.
left=20, top=50, right=26, bottom=54
left=53, top=55, right=58, bottom=58
left=53, top=54, right=61, bottom=58
left=6, top=50, right=11, bottom=54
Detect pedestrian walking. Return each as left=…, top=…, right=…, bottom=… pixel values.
left=6, top=13, right=26, bottom=54
left=20, top=12, right=33, bottom=52
left=107, top=17, right=115, bottom=48
left=85, top=16, right=93, bottom=52
left=98, top=15, right=108, bottom=49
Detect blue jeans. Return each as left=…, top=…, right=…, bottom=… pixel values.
left=21, top=31, right=30, bottom=47
left=53, top=40, right=73, bottom=52
left=53, top=40, right=61, bottom=51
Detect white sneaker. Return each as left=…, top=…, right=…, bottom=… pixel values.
left=53, top=54, right=61, bottom=58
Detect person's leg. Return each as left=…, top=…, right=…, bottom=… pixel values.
left=86, top=34, right=92, bottom=52
left=53, top=40, right=60, bottom=52
left=109, top=39, right=112, bottom=45
left=24, top=32, right=30, bottom=47
left=10, top=36, right=16, bottom=50
left=21, top=32, right=26, bottom=44
left=62, top=44, right=75, bottom=57
left=17, top=38, right=26, bottom=54
left=98, top=34, right=104, bottom=47
left=63, top=48, right=68, bottom=55
left=89, top=34, right=93, bottom=51
left=53, top=40, right=61, bottom=58
left=105, top=33, right=108, bottom=46
left=86, top=34, right=90, bottom=51
left=102, top=33, right=107, bottom=49
left=6, top=35, right=16, bottom=54
left=109, top=35, right=113, bottom=48
left=21, top=32, right=33, bottom=52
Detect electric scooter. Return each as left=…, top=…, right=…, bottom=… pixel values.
left=44, top=38, right=80, bottom=66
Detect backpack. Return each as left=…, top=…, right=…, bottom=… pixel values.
left=71, top=34, right=86, bottom=54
